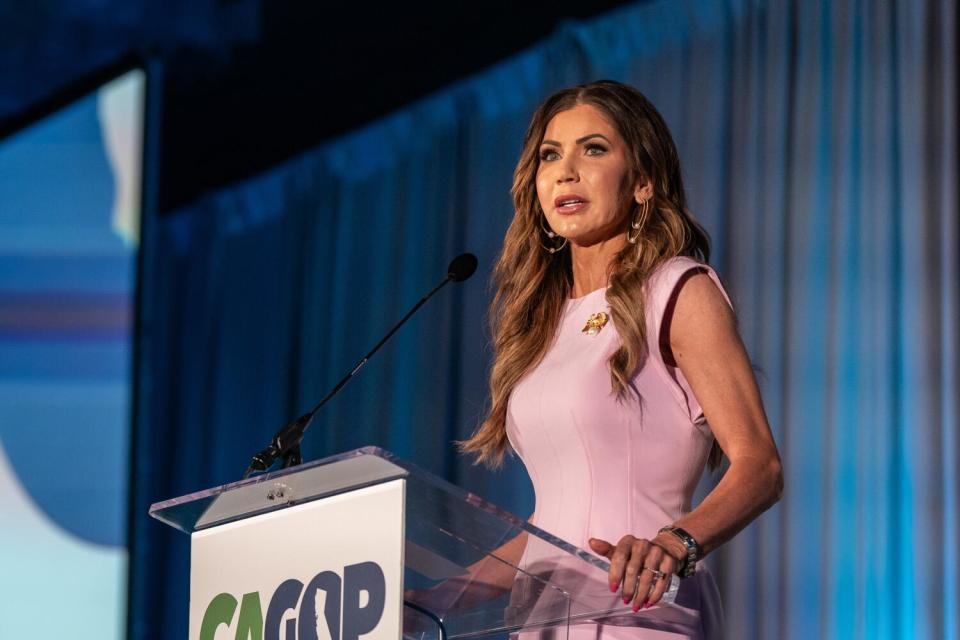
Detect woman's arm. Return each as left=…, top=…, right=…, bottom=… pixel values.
left=462, top=517, right=531, bottom=588
left=407, top=514, right=532, bottom=612
left=590, top=272, right=783, bottom=608
left=661, top=271, right=783, bottom=553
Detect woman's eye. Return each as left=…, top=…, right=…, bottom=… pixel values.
left=585, top=144, right=607, bottom=156
left=540, top=149, right=560, bottom=161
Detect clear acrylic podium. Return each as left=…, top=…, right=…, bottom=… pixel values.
left=150, top=446, right=681, bottom=639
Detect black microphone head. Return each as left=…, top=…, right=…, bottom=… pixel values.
left=447, top=253, right=478, bottom=282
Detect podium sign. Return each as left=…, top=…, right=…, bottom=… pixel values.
left=152, top=447, right=686, bottom=640
left=190, top=480, right=404, bottom=640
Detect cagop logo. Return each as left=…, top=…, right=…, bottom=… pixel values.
left=199, top=561, right=386, bottom=640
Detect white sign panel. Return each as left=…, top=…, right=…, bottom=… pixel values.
left=190, top=479, right=405, bottom=640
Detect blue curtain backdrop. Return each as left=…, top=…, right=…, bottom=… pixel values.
left=129, top=0, right=958, bottom=638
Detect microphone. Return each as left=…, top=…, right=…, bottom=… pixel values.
left=447, top=253, right=477, bottom=282
left=243, top=253, right=478, bottom=479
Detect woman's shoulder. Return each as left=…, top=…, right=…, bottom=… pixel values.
left=644, top=256, right=733, bottom=324
left=646, top=256, right=711, bottom=298
left=650, top=255, right=706, bottom=279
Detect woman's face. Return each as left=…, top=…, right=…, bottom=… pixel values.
left=536, top=103, right=645, bottom=247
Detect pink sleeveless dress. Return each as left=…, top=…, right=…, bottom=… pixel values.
left=506, top=257, right=729, bottom=639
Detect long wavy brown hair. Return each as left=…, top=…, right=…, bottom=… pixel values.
left=459, top=80, right=721, bottom=469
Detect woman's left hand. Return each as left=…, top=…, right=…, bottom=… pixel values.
left=588, top=533, right=685, bottom=610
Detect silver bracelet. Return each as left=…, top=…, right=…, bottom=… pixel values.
left=658, top=526, right=700, bottom=578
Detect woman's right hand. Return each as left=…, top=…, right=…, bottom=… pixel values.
left=588, top=534, right=681, bottom=609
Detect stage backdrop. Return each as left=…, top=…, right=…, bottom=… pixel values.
left=129, top=0, right=957, bottom=638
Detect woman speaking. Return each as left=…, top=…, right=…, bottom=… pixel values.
left=460, top=80, right=784, bottom=639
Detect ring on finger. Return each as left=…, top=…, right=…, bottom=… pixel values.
left=642, top=567, right=666, bottom=581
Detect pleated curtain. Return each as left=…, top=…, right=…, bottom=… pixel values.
left=129, top=1, right=958, bottom=638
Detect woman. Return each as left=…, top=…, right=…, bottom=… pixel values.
left=460, top=80, right=783, bottom=638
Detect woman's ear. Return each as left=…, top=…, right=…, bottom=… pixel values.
left=633, top=179, right=653, bottom=204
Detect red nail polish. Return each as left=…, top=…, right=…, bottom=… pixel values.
left=622, top=597, right=630, bottom=604
left=644, top=602, right=652, bottom=609
left=632, top=604, right=640, bottom=613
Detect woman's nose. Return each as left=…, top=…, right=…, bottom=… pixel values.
left=557, top=156, right=579, bottom=183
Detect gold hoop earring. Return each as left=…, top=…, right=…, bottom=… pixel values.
left=539, top=216, right=568, bottom=253
left=627, top=199, right=651, bottom=244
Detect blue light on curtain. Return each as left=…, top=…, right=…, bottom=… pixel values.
left=129, top=1, right=957, bottom=638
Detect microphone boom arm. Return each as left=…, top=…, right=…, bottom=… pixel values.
left=242, top=272, right=459, bottom=479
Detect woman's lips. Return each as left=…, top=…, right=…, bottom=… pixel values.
left=555, top=195, right=589, bottom=214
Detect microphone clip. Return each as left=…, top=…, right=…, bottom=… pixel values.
left=243, top=412, right=313, bottom=478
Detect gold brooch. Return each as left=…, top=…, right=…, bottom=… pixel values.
left=582, top=311, right=609, bottom=336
